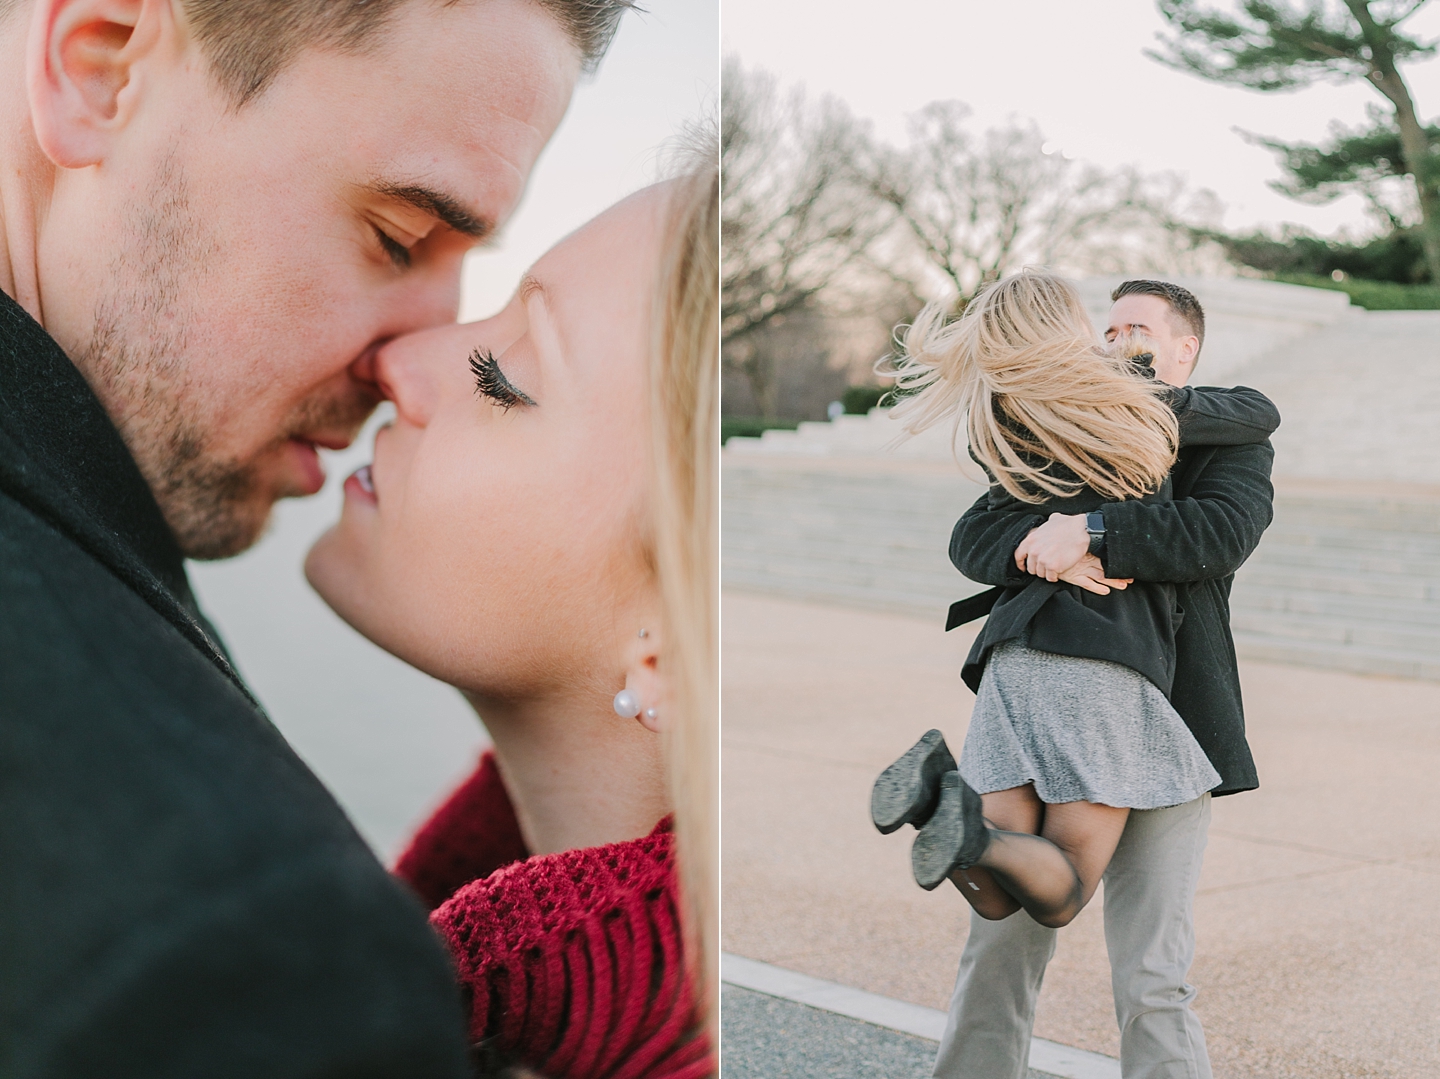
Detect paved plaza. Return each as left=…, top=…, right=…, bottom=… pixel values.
left=722, top=987, right=952, bottom=1079
left=722, top=591, right=1440, bottom=1079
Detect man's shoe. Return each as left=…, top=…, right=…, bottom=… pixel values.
left=911, top=771, right=991, bottom=891
left=870, top=729, right=957, bottom=835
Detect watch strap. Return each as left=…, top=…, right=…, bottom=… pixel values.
left=1086, top=511, right=1106, bottom=556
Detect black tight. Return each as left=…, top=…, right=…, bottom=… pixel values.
left=966, top=828, right=1086, bottom=927
left=953, top=786, right=1130, bottom=928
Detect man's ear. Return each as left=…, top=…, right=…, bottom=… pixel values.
left=1179, top=335, right=1200, bottom=368
left=27, top=0, right=169, bottom=168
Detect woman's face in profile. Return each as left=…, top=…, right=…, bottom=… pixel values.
left=306, top=185, right=671, bottom=699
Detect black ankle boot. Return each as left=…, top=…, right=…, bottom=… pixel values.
left=870, top=729, right=957, bottom=835
left=911, top=771, right=990, bottom=891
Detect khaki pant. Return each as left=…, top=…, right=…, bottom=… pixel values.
left=932, top=795, right=1213, bottom=1079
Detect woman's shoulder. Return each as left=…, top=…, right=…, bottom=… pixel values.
left=392, top=750, right=531, bottom=910
left=430, top=820, right=696, bottom=1073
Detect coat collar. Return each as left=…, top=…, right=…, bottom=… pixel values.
left=0, top=288, right=252, bottom=699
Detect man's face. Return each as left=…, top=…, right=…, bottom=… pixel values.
left=1104, top=293, right=1198, bottom=388
left=35, top=0, right=579, bottom=558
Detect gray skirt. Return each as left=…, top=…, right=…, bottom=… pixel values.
left=959, top=637, right=1220, bottom=810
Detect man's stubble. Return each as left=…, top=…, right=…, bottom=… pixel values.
left=75, top=151, right=377, bottom=561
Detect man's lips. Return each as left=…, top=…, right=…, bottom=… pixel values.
left=287, top=439, right=327, bottom=496
left=285, top=430, right=364, bottom=498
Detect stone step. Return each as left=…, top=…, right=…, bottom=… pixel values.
left=727, top=530, right=1440, bottom=581
left=1230, top=633, right=1440, bottom=681
left=1231, top=583, right=1440, bottom=628
left=723, top=460, right=1440, bottom=679
left=727, top=550, right=1440, bottom=640
left=721, top=567, right=956, bottom=621
left=1240, top=544, right=1440, bottom=579
left=725, top=508, right=960, bottom=536
left=1229, top=610, right=1440, bottom=653
left=722, top=553, right=960, bottom=603
left=1262, top=508, right=1440, bottom=535
left=1234, top=563, right=1440, bottom=601
left=724, top=528, right=955, bottom=561
left=1260, top=521, right=1440, bottom=551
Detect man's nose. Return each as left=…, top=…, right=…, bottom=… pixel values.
left=364, top=255, right=469, bottom=422
left=407, top=274, right=465, bottom=333
left=399, top=252, right=467, bottom=332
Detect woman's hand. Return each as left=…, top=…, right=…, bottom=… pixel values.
left=1015, top=512, right=1090, bottom=581
left=1057, top=554, right=1132, bottom=596
left=1013, top=517, right=1130, bottom=592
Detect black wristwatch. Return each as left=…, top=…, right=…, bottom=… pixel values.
left=1086, top=511, right=1106, bottom=556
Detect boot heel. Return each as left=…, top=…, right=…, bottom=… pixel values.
left=911, top=772, right=990, bottom=891
left=870, top=729, right=956, bottom=835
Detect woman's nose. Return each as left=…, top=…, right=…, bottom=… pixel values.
left=373, top=332, right=445, bottom=428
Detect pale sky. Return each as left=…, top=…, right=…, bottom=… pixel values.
left=459, top=1, right=718, bottom=321
left=722, top=0, right=1440, bottom=238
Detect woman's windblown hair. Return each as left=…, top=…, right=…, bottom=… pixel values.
left=884, top=270, right=1179, bottom=503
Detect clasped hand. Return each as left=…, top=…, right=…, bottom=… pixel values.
left=1014, top=512, right=1133, bottom=596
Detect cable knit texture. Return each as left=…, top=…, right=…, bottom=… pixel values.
left=395, top=753, right=713, bottom=1079
left=395, top=752, right=530, bottom=912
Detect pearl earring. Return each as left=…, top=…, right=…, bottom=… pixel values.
left=638, top=628, right=649, bottom=639
left=613, top=689, right=642, bottom=718
left=644, top=707, right=658, bottom=722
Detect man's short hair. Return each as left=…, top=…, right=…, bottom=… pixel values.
left=0, top=0, right=632, bottom=102
left=185, top=0, right=633, bottom=103
left=1111, top=279, right=1205, bottom=354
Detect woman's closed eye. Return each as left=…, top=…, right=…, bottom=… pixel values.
left=470, top=348, right=536, bottom=411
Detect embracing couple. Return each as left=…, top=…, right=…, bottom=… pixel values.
left=0, top=2, right=716, bottom=1078
left=873, top=274, right=1277, bottom=1079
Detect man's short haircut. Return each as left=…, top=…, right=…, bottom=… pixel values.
left=181, top=0, right=633, bottom=104
left=1111, top=279, right=1205, bottom=354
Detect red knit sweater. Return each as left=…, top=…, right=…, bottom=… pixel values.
left=394, top=753, right=712, bottom=1079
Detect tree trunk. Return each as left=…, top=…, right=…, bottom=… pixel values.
left=1347, top=0, right=1440, bottom=283
left=1395, top=106, right=1440, bottom=285
left=1375, top=70, right=1440, bottom=284
left=739, top=351, right=776, bottom=420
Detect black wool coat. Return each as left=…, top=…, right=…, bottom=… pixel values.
left=0, top=290, right=471, bottom=1078
left=950, top=385, right=1278, bottom=797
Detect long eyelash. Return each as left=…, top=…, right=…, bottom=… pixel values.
left=469, top=348, right=536, bottom=411
left=373, top=226, right=412, bottom=269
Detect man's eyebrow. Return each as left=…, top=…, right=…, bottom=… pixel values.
left=370, top=182, right=491, bottom=239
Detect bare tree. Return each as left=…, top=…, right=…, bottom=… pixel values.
left=859, top=102, right=1204, bottom=305
left=721, top=65, right=1221, bottom=418
left=721, top=59, right=895, bottom=416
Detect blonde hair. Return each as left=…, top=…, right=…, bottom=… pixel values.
left=886, top=271, right=1178, bottom=503
left=650, top=143, right=719, bottom=1045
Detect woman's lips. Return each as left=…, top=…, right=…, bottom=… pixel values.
left=344, top=464, right=377, bottom=505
